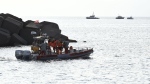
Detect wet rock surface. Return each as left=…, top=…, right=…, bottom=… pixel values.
left=0, top=13, right=77, bottom=47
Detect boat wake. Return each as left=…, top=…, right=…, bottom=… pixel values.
left=0, top=57, right=16, bottom=61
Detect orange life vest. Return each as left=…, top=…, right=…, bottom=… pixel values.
left=53, top=41, right=57, bottom=47
left=57, top=42, right=63, bottom=47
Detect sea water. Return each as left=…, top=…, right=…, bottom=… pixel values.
left=0, top=17, right=150, bottom=84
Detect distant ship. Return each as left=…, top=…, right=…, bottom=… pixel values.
left=127, top=16, right=133, bottom=19
left=116, top=16, right=124, bottom=19
left=86, top=13, right=99, bottom=19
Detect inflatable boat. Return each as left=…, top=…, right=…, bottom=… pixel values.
left=15, top=48, right=93, bottom=61
left=15, top=34, right=93, bottom=61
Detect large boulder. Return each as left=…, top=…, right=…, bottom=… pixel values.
left=0, top=16, right=4, bottom=27
left=19, top=21, right=41, bottom=45
left=40, top=21, right=60, bottom=30
left=0, top=13, right=23, bottom=22
left=19, top=28, right=40, bottom=45
left=40, top=21, right=61, bottom=39
left=10, top=33, right=27, bottom=45
left=23, top=20, right=34, bottom=28
left=0, top=13, right=77, bottom=47
left=0, top=28, right=11, bottom=46
left=60, top=34, right=68, bottom=41
left=1, top=17, right=23, bottom=34
left=0, top=28, right=10, bottom=34
left=54, top=33, right=61, bottom=40
left=41, top=28, right=61, bottom=38
left=26, top=21, right=42, bottom=29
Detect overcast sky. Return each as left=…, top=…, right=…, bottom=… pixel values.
left=0, top=0, right=150, bottom=17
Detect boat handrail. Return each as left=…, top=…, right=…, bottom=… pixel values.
left=72, top=47, right=93, bottom=51
left=69, top=47, right=92, bottom=53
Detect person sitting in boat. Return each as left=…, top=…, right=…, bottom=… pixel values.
left=56, top=39, right=63, bottom=54
left=69, top=46, right=74, bottom=53
left=31, top=40, right=40, bottom=54
left=31, top=45, right=39, bottom=54
left=63, top=39, right=69, bottom=54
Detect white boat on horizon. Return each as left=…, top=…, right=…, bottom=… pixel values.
left=86, top=12, right=99, bottom=19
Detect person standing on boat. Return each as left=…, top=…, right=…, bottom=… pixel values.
left=56, top=39, right=63, bottom=54
left=39, top=41, right=47, bottom=55
left=63, top=40, right=69, bottom=54
left=54, top=39, right=57, bottom=53
left=49, top=39, right=57, bottom=54
left=46, top=40, right=51, bottom=55
left=48, top=39, right=52, bottom=54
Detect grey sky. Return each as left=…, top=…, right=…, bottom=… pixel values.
left=0, top=0, right=150, bottom=17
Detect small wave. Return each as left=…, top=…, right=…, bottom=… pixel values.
left=0, top=57, right=16, bottom=61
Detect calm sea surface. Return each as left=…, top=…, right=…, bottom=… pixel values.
left=0, top=17, right=150, bottom=84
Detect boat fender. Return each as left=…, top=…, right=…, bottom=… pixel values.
left=31, top=54, right=39, bottom=60
left=15, top=50, right=23, bottom=60
left=22, top=50, right=31, bottom=61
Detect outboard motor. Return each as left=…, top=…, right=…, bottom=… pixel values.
left=15, top=50, right=23, bottom=60
left=22, top=50, right=31, bottom=61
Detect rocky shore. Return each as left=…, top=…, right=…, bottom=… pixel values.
left=0, top=13, right=76, bottom=47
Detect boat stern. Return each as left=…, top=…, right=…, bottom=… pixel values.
left=15, top=50, right=32, bottom=61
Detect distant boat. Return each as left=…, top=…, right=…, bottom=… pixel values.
left=116, top=16, right=124, bottom=19
left=127, top=16, right=133, bottom=19
left=86, top=13, right=99, bottom=19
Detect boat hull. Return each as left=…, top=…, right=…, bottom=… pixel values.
left=116, top=16, right=124, bottom=19
left=127, top=17, right=133, bottom=19
left=116, top=17, right=124, bottom=19
left=37, top=49, right=93, bottom=61
left=86, top=17, right=99, bottom=19
left=15, top=49, right=94, bottom=61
